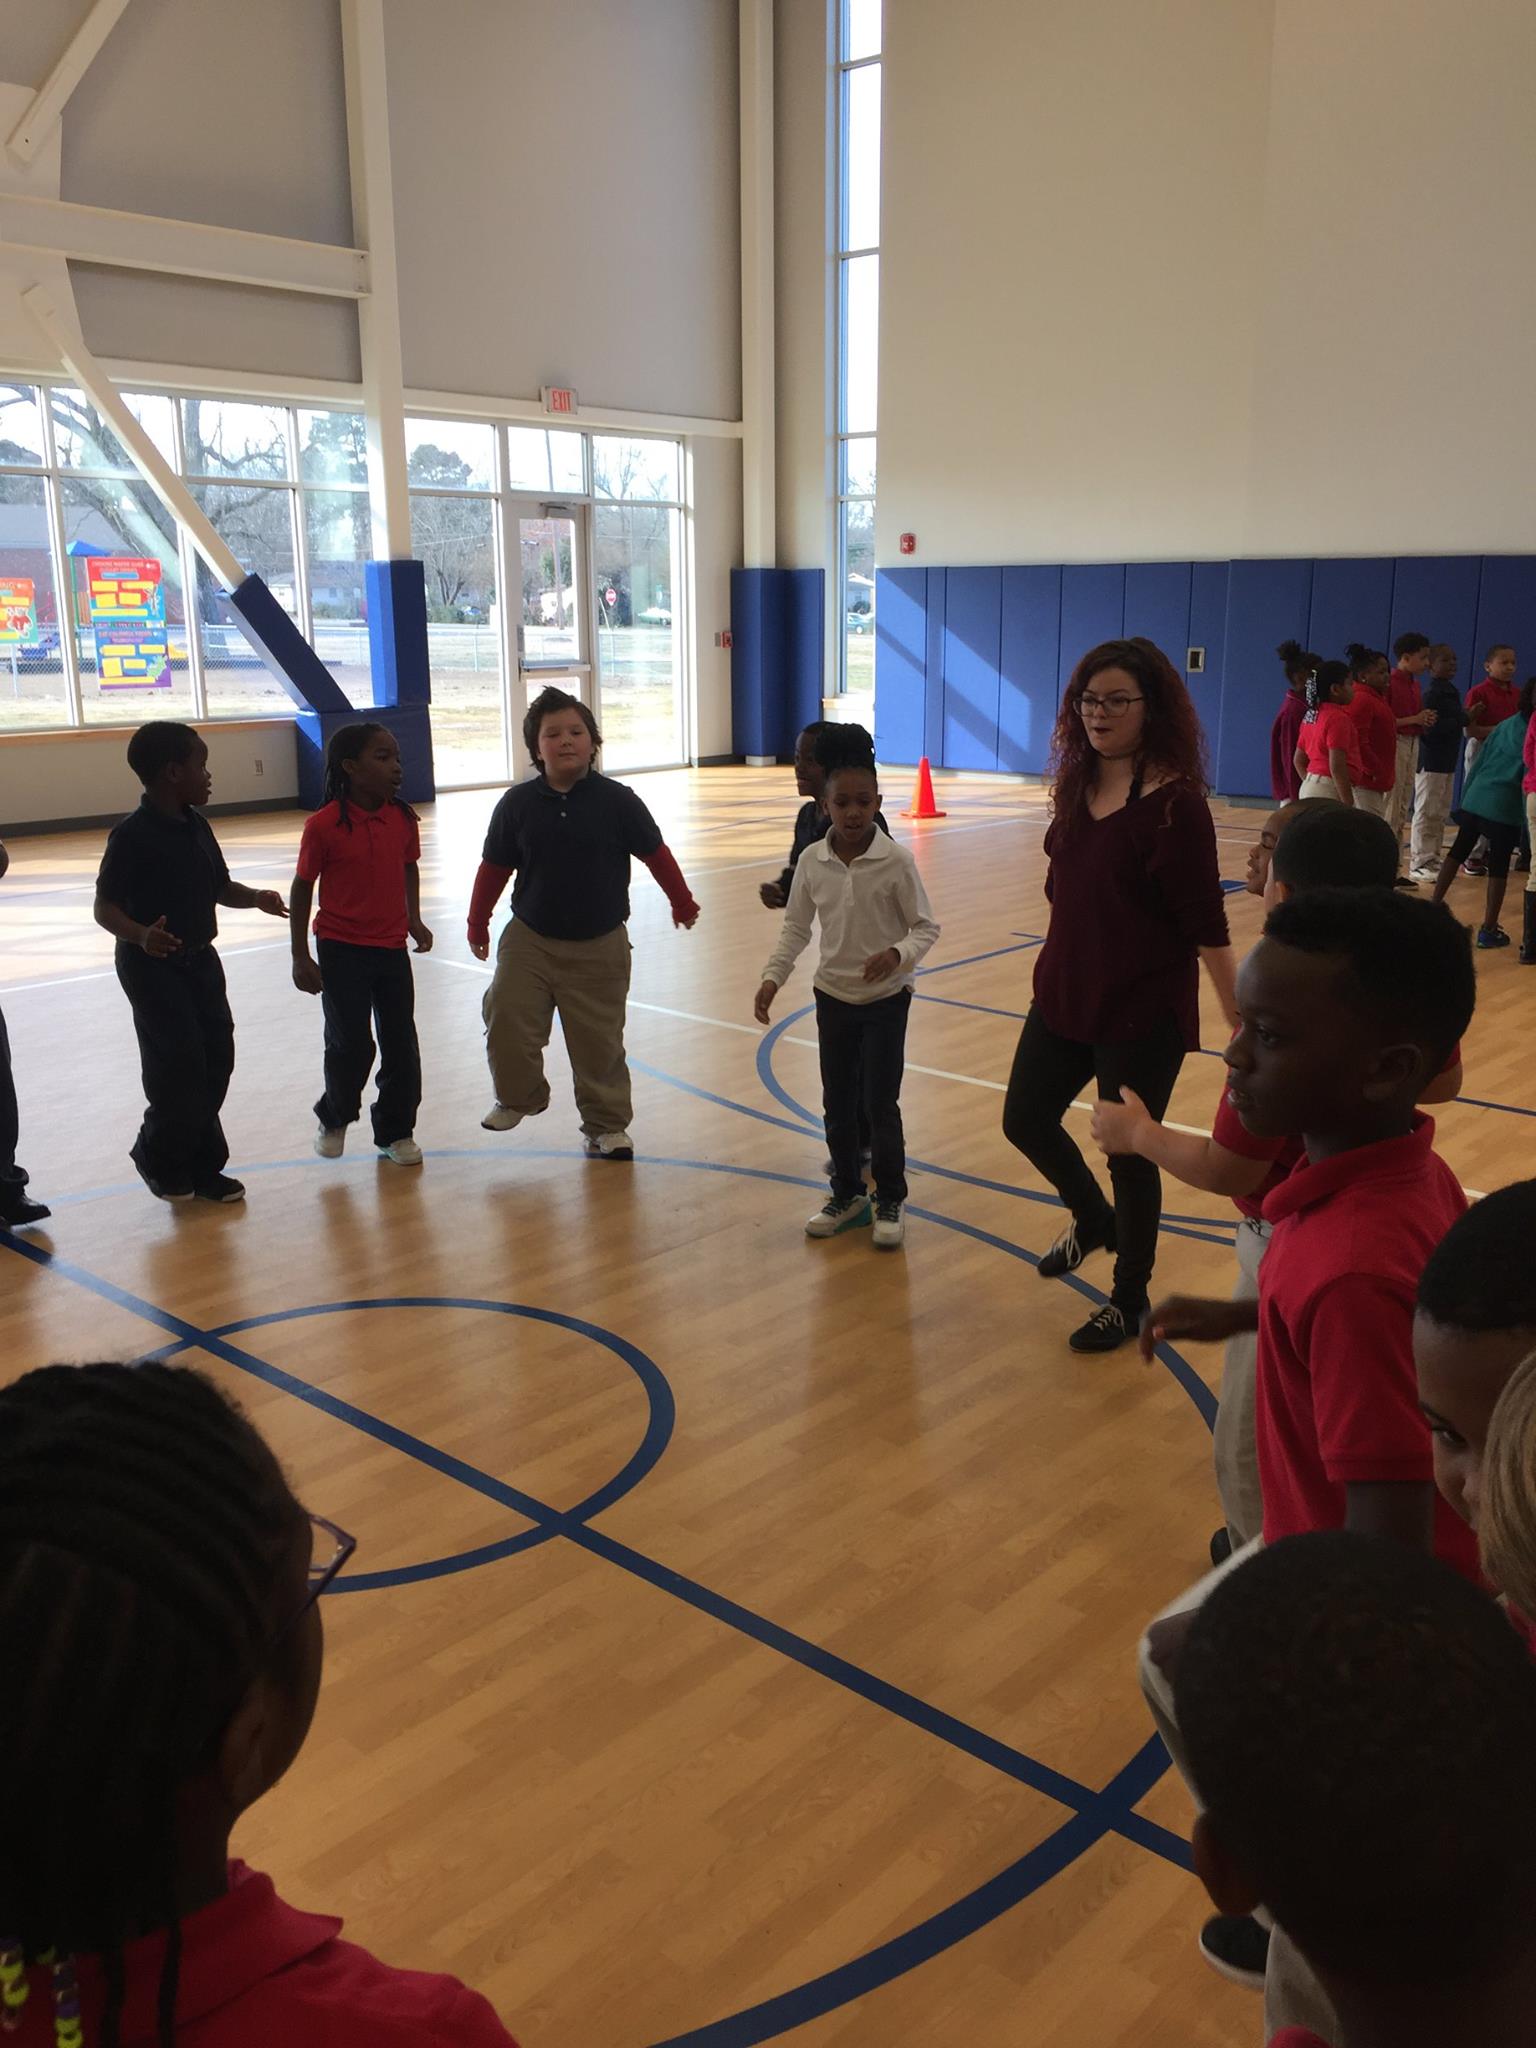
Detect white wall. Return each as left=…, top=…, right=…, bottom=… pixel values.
left=861, top=0, right=1536, bottom=567
left=688, top=433, right=744, bottom=756
left=382, top=0, right=741, bottom=417
left=774, top=0, right=833, bottom=570
left=0, top=721, right=297, bottom=830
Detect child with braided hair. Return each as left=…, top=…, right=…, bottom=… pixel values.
left=755, top=725, right=939, bottom=1250
left=0, top=1360, right=517, bottom=2046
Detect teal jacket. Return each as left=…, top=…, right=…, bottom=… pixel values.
left=1460, top=711, right=1530, bottom=828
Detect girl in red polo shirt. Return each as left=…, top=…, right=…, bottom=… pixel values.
left=290, top=723, right=433, bottom=1168
left=0, top=1360, right=518, bottom=2048
left=1293, top=661, right=1359, bottom=804
left=1268, top=640, right=1315, bottom=803
left=1343, top=643, right=1398, bottom=821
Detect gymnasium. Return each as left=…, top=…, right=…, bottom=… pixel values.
left=1, top=4, right=1534, bottom=2045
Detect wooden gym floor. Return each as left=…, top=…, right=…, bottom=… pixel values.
left=1, top=765, right=1530, bottom=2047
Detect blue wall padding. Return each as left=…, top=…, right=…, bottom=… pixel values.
left=998, top=565, right=1061, bottom=776
left=1188, top=560, right=1230, bottom=773
left=1473, top=559, right=1536, bottom=681
left=1123, top=561, right=1191, bottom=665
left=942, top=566, right=1002, bottom=770
left=295, top=701, right=435, bottom=811
left=1308, top=557, right=1394, bottom=666
left=1216, top=559, right=1314, bottom=796
left=1389, top=556, right=1482, bottom=688
left=874, top=568, right=926, bottom=765
left=729, top=567, right=826, bottom=758
left=923, top=569, right=946, bottom=764
left=1057, top=564, right=1126, bottom=694
left=365, top=559, right=431, bottom=708
left=227, top=574, right=351, bottom=715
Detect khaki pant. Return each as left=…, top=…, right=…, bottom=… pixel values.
left=1353, top=786, right=1391, bottom=819
left=1388, top=733, right=1417, bottom=846
left=1213, top=1217, right=1268, bottom=1550
left=1528, top=794, right=1536, bottom=894
left=1411, top=770, right=1455, bottom=877
left=1139, top=1541, right=1340, bottom=2043
left=483, top=919, right=633, bottom=1136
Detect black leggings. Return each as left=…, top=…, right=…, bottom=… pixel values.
left=1002, top=1006, right=1187, bottom=1308
left=1445, top=813, right=1516, bottom=879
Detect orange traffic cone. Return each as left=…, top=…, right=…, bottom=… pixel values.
left=902, top=756, right=947, bottom=819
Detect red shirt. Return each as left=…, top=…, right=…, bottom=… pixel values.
left=1523, top=712, right=1536, bottom=796
left=1466, top=677, right=1521, bottom=730
left=1034, top=781, right=1229, bottom=1052
left=1297, top=704, right=1362, bottom=783
left=1256, top=1117, right=1478, bottom=1576
left=4, top=1864, right=517, bottom=2047
left=1269, top=2034, right=1329, bottom=2048
left=296, top=799, right=420, bottom=948
left=1270, top=691, right=1307, bottom=802
left=1386, top=666, right=1422, bottom=723
left=1346, top=686, right=1397, bottom=791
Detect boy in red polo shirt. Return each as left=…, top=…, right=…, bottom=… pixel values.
left=1386, top=629, right=1433, bottom=865
left=1133, top=887, right=1476, bottom=2032
left=1343, top=645, right=1398, bottom=824
left=1461, top=643, right=1519, bottom=875
left=291, top=722, right=433, bottom=1166
left=1176, top=1533, right=1536, bottom=2048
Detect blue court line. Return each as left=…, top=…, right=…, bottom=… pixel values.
left=913, top=938, right=1043, bottom=979
left=0, top=1220, right=1190, bottom=1867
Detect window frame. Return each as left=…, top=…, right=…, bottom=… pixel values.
left=835, top=0, right=880, bottom=697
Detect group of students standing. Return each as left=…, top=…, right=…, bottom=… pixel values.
left=1273, top=630, right=1536, bottom=954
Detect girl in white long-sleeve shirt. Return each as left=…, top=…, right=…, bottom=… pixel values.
left=754, top=738, right=939, bottom=1250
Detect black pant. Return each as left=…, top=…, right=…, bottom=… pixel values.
left=816, top=986, right=911, bottom=1205
left=315, top=940, right=421, bottom=1145
left=116, top=945, right=234, bottom=1192
left=0, top=1003, right=30, bottom=1215
left=1446, top=812, right=1517, bottom=878
left=1002, top=1005, right=1186, bottom=1307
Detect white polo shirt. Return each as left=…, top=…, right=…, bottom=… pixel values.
left=761, top=828, right=940, bottom=1005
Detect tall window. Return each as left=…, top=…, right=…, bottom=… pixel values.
left=837, top=0, right=880, bottom=698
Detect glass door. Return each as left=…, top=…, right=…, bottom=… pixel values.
left=512, top=503, right=590, bottom=730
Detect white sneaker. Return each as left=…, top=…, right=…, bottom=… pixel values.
left=314, top=1125, right=345, bottom=1159
left=481, top=1103, right=524, bottom=1131
left=583, top=1130, right=634, bottom=1160
left=872, top=1201, right=905, bottom=1250
left=805, top=1195, right=872, bottom=1239
left=378, top=1137, right=423, bottom=1166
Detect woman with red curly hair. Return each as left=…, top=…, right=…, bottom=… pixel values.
left=1002, top=639, right=1237, bottom=1353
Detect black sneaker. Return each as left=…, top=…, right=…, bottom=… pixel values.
left=1393, top=874, right=1418, bottom=890
left=194, top=1175, right=246, bottom=1204
left=143, top=1177, right=194, bottom=1203
left=1209, top=1527, right=1233, bottom=1567
left=1068, top=1301, right=1142, bottom=1353
left=1039, top=1211, right=1116, bottom=1279
left=1198, top=1914, right=1270, bottom=1990
left=0, top=1198, right=51, bottom=1229
left=1477, top=925, right=1512, bottom=950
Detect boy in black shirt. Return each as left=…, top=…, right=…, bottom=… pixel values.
left=95, top=723, right=288, bottom=1203
left=0, top=838, right=48, bottom=1229
left=1410, top=644, right=1465, bottom=883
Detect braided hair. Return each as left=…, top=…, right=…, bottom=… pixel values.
left=0, top=1363, right=309, bottom=2047
left=1303, top=658, right=1350, bottom=721
left=812, top=721, right=877, bottom=782
left=322, top=721, right=417, bottom=832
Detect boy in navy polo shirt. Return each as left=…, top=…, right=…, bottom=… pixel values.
left=1177, top=1533, right=1536, bottom=2048
left=1410, top=643, right=1464, bottom=881
left=95, top=723, right=289, bottom=1204
left=468, top=687, right=698, bottom=1158
left=1134, top=887, right=1476, bottom=2031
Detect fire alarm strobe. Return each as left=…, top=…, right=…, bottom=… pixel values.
left=899, top=532, right=917, bottom=555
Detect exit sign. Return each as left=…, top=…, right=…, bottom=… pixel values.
left=541, top=385, right=578, bottom=416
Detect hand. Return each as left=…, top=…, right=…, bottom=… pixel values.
left=862, top=946, right=901, bottom=983
left=1421, top=709, right=1437, bottom=728
left=675, top=902, right=700, bottom=930
left=759, top=881, right=787, bottom=909
left=754, top=980, right=777, bottom=1026
left=141, top=915, right=182, bottom=958
left=1145, top=1608, right=1198, bottom=1682
left=292, top=955, right=324, bottom=995
left=409, top=919, right=434, bottom=953
left=254, top=889, right=289, bottom=920
left=1140, top=1294, right=1253, bottom=1361
left=468, top=931, right=490, bottom=962
left=1090, top=1086, right=1153, bottom=1159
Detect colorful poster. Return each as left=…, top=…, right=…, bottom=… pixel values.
left=86, top=557, right=170, bottom=691
left=0, top=577, right=36, bottom=646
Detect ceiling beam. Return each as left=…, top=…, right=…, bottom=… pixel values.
left=6, top=0, right=135, bottom=165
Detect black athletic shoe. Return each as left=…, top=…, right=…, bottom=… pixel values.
left=1039, top=1211, right=1116, bottom=1279
left=1393, top=874, right=1419, bottom=890
left=1198, top=1914, right=1270, bottom=1990
left=1209, top=1526, right=1233, bottom=1568
left=194, top=1174, right=246, bottom=1204
left=144, top=1177, right=194, bottom=1203
left=0, top=1198, right=51, bottom=1229
left=1068, top=1301, right=1143, bottom=1354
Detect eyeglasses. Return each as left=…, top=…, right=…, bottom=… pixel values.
left=271, top=1511, right=357, bottom=1645
left=1077, top=692, right=1145, bottom=719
